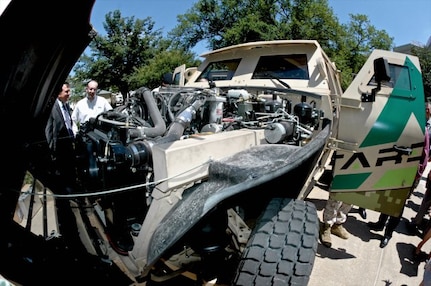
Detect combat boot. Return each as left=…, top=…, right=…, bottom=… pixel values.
left=319, top=222, right=332, bottom=248
left=331, top=224, right=349, bottom=239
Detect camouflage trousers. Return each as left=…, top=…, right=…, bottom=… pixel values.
left=322, top=196, right=352, bottom=226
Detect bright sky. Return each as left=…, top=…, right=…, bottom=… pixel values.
left=90, top=0, right=431, bottom=55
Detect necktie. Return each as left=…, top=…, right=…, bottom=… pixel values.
left=62, top=103, right=74, bottom=137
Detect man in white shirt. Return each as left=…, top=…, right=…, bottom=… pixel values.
left=71, top=80, right=112, bottom=132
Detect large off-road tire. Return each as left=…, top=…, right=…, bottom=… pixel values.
left=233, top=198, right=319, bottom=286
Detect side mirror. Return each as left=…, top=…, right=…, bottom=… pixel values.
left=363, top=57, right=391, bottom=102
left=374, top=57, right=390, bottom=83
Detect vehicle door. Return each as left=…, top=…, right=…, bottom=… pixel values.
left=331, top=50, right=426, bottom=217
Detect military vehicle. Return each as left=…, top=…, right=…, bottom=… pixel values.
left=0, top=1, right=425, bottom=285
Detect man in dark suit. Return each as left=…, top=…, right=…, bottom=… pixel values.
left=45, top=82, right=82, bottom=250
left=45, top=82, right=76, bottom=189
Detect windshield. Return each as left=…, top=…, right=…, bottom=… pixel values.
left=252, top=54, right=309, bottom=80
left=196, top=59, right=241, bottom=82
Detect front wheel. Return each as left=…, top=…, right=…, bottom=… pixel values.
left=233, top=198, right=319, bottom=286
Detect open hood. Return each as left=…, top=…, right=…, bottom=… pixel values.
left=0, top=0, right=94, bottom=218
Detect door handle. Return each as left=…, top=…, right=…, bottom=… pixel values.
left=393, top=145, right=412, bottom=156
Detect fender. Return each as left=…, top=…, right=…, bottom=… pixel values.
left=140, top=124, right=330, bottom=267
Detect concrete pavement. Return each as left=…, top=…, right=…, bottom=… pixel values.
left=306, top=165, right=431, bottom=286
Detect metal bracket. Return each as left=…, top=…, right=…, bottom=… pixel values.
left=361, top=92, right=375, bottom=102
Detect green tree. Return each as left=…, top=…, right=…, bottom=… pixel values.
left=129, top=44, right=200, bottom=90
left=73, top=10, right=201, bottom=96
left=169, top=0, right=343, bottom=51
left=280, top=0, right=344, bottom=53
left=411, top=46, right=431, bottom=100
left=73, top=10, right=164, bottom=97
left=336, top=14, right=393, bottom=88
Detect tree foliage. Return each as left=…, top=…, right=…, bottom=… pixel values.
left=75, top=10, right=162, bottom=96
left=129, top=43, right=200, bottom=90
left=412, top=46, right=431, bottom=100
left=72, top=10, right=198, bottom=97
left=168, top=0, right=344, bottom=52
left=335, top=14, right=393, bottom=88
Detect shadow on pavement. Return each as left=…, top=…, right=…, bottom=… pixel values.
left=396, top=242, right=421, bottom=277
left=315, top=243, right=356, bottom=260
left=406, top=196, right=421, bottom=213
left=344, top=216, right=382, bottom=243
